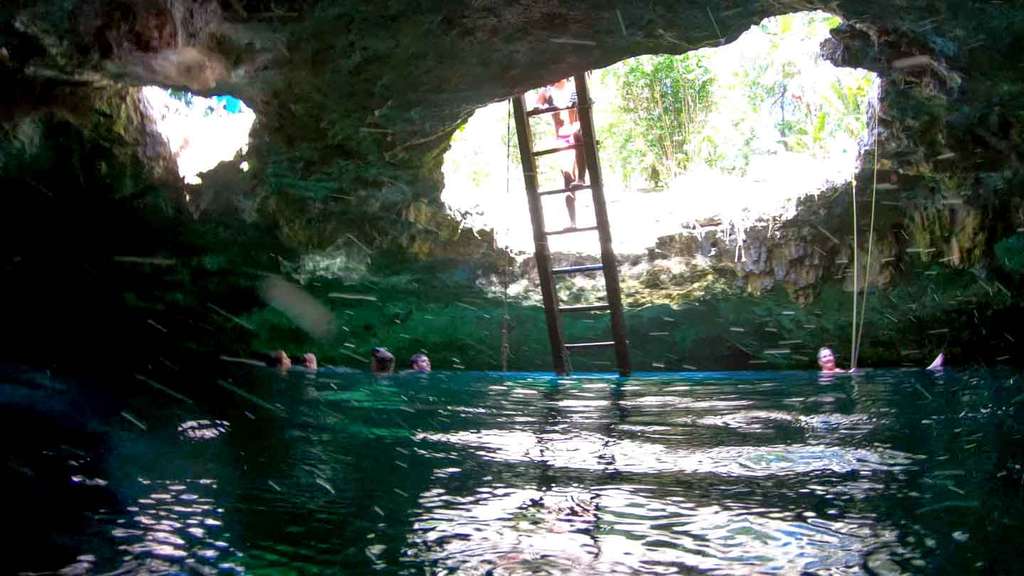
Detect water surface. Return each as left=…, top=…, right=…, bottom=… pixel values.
left=4, top=366, right=1022, bottom=574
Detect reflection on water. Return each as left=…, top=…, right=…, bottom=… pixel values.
left=2, top=366, right=1022, bottom=574
left=112, top=477, right=243, bottom=574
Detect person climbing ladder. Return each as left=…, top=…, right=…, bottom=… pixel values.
left=531, top=77, right=587, bottom=227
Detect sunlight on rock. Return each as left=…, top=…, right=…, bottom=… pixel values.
left=442, top=11, right=879, bottom=256
left=140, top=87, right=255, bottom=185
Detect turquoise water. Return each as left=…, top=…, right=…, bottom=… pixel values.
left=4, top=366, right=1023, bottom=574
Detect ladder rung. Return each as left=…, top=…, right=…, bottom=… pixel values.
left=558, top=303, right=610, bottom=313
left=527, top=104, right=577, bottom=117
left=565, top=341, right=616, bottom=350
left=532, top=143, right=579, bottom=157
left=552, top=263, right=604, bottom=275
left=546, top=225, right=598, bottom=236
left=539, top=184, right=592, bottom=196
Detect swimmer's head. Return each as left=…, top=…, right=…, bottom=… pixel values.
left=409, top=353, right=431, bottom=373
left=817, top=347, right=837, bottom=371
left=267, top=350, right=291, bottom=370
left=371, top=347, right=395, bottom=374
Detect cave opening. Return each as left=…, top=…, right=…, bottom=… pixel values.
left=140, top=86, right=256, bottom=186
left=442, top=11, right=879, bottom=259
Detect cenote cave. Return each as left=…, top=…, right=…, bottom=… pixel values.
left=2, top=1, right=1023, bottom=574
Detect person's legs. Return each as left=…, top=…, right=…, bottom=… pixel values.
left=556, top=137, right=578, bottom=228
left=565, top=190, right=576, bottom=228
left=573, top=131, right=586, bottom=185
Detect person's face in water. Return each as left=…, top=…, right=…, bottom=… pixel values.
left=371, top=348, right=394, bottom=374
left=273, top=350, right=292, bottom=371
left=817, top=348, right=837, bottom=371
left=412, top=355, right=431, bottom=373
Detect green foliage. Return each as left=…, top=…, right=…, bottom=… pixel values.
left=742, top=14, right=874, bottom=157
left=167, top=89, right=194, bottom=106
left=603, top=52, right=715, bottom=187
left=995, top=233, right=1024, bottom=275
left=590, top=11, right=874, bottom=185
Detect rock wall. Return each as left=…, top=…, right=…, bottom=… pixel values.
left=1, top=1, right=1023, bottom=370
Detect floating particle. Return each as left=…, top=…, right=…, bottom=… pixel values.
left=815, top=225, right=839, bottom=244
left=915, top=384, right=933, bottom=400
left=315, top=478, right=335, bottom=494
left=207, top=303, right=255, bottom=331
left=328, top=293, right=378, bottom=302
left=121, top=411, right=147, bottom=431
left=615, top=9, right=627, bottom=36
left=217, top=380, right=286, bottom=415
left=135, top=374, right=194, bottom=404
left=914, top=500, right=979, bottom=514
left=338, top=349, right=365, bottom=363
left=259, top=276, right=335, bottom=338
left=549, top=37, right=597, bottom=46
left=114, top=256, right=176, bottom=266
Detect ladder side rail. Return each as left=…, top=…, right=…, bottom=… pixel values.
left=573, top=73, right=632, bottom=376
left=512, top=95, right=569, bottom=375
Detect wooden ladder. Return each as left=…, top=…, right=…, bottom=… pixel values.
left=512, top=72, right=631, bottom=377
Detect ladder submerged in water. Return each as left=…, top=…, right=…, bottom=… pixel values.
left=512, top=72, right=631, bottom=377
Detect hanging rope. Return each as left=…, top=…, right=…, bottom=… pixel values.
left=854, top=103, right=881, bottom=368
left=850, top=164, right=859, bottom=369
left=500, top=98, right=513, bottom=372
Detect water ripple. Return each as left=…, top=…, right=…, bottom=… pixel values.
left=420, top=429, right=916, bottom=476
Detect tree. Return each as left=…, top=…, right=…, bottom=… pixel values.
left=603, top=52, right=715, bottom=188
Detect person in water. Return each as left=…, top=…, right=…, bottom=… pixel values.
left=408, top=353, right=431, bottom=373
left=295, top=352, right=317, bottom=371
left=816, top=347, right=844, bottom=372
left=817, top=346, right=945, bottom=372
left=267, top=350, right=291, bottom=371
left=371, top=347, right=395, bottom=375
